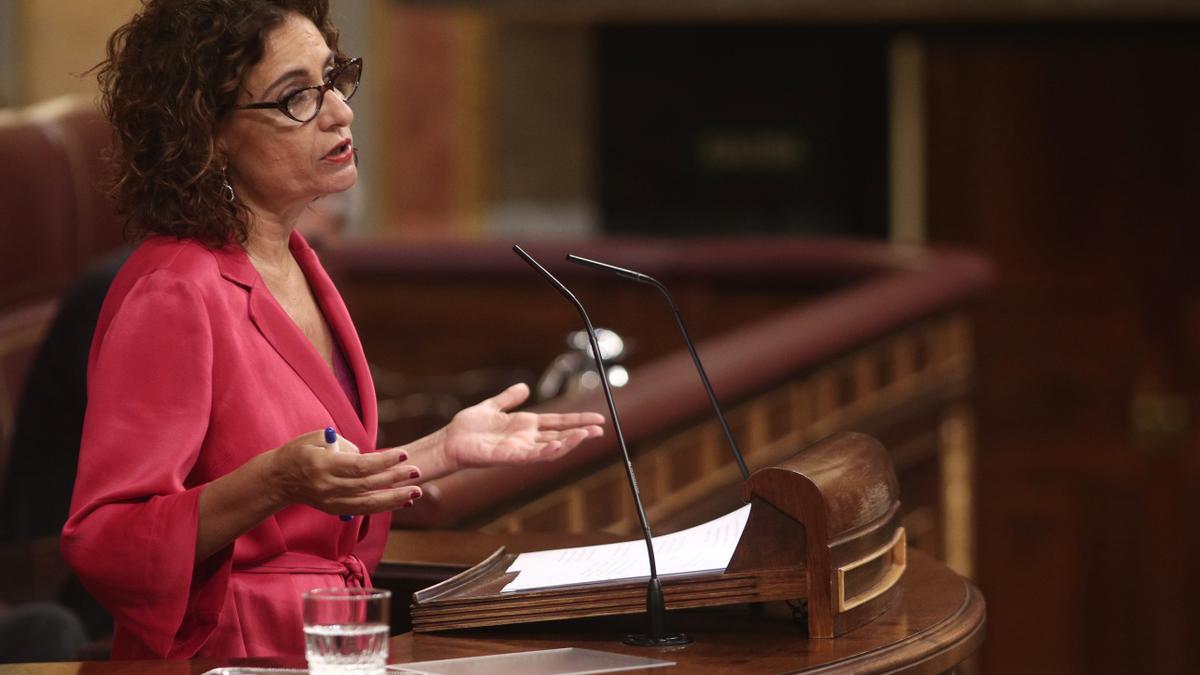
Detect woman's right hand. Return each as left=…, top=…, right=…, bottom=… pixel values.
left=263, top=430, right=422, bottom=516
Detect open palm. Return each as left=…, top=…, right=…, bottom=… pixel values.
left=443, top=383, right=605, bottom=470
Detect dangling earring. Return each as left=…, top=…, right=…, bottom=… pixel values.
left=221, top=170, right=235, bottom=202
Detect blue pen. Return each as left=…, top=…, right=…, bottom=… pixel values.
left=325, top=426, right=354, bottom=522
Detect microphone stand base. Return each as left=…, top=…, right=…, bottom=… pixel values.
left=622, top=632, right=693, bottom=647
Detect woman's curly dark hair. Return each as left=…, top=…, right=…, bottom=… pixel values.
left=98, top=0, right=341, bottom=247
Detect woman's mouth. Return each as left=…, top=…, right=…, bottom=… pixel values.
left=324, top=140, right=354, bottom=163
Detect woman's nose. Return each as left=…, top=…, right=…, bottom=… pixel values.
left=319, top=88, right=354, bottom=127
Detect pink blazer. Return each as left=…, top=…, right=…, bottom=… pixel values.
left=61, top=231, right=390, bottom=659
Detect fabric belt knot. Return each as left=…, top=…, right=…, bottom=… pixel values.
left=234, top=551, right=369, bottom=587
left=340, top=554, right=367, bottom=587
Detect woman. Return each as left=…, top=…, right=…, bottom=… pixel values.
left=60, top=0, right=604, bottom=660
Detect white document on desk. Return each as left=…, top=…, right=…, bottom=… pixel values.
left=501, top=504, right=752, bottom=593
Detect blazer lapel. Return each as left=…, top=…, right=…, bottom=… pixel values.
left=290, top=231, right=378, bottom=447
left=213, top=238, right=371, bottom=449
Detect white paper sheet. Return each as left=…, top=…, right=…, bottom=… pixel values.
left=501, top=504, right=752, bottom=593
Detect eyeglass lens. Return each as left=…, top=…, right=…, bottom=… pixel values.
left=285, top=61, right=361, bottom=122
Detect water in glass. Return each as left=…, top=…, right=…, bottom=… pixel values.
left=304, top=622, right=388, bottom=674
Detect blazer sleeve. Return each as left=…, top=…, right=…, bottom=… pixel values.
left=61, top=269, right=231, bottom=658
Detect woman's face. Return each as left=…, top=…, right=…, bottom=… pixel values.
left=218, top=13, right=356, bottom=225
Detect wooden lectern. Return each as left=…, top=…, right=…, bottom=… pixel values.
left=411, top=432, right=906, bottom=639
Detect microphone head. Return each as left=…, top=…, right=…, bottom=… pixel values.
left=566, top=253, right=651, bottom=283
left=513, top=245, right=572, bottom=300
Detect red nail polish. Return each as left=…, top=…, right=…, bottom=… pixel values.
left=402, top=500, right=414, bottom=508
left=409, top=470, right=420, bottom=479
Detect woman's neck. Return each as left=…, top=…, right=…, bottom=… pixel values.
left=238, top=190, right=311, bottom=261
left=244, top=211, right=294, bottom=261
left=244, top=215, right=299, bottom=285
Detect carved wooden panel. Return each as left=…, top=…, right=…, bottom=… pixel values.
left=476, top=313, right=976, bottom=574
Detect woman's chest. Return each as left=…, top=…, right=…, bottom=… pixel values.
left=267, top=279, right=334, bottom=366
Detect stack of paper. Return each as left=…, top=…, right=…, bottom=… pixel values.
left=502, top=505, right=752, bottom=593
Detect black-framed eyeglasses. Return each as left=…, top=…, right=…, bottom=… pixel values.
left=235, top=57, right=363, bottom=123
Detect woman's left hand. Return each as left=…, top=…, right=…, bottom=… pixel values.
left=441, top=383, right=605, bottom=471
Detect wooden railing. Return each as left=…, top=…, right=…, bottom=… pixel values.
left=329, top=235, right=991, bottom=576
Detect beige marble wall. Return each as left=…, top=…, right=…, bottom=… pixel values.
left=382, top=12, right=596, bottom=237
left=17, top=0, right=141, bottom=105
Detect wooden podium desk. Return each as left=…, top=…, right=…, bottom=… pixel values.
left=0, top=546, right=981, bottom=675
left=390, top=547, right=983, bottom=674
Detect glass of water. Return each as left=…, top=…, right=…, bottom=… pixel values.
left=303, top=587, right=391, bottom=675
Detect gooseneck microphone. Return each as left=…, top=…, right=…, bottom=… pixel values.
left=513, top=245, right=691, bottom=647
left=567, top=253, right=750, bottom=481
